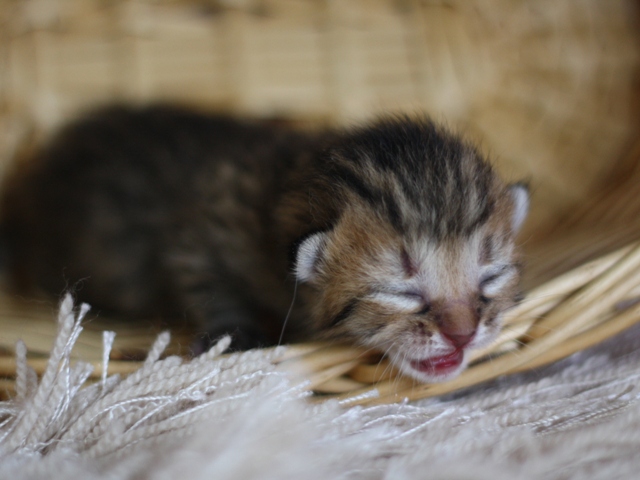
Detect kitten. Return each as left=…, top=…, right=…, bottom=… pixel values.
left=0, top=105, right=528, bottom=382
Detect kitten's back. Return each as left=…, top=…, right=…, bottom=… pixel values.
left=0, top=105, right=300, bottom=319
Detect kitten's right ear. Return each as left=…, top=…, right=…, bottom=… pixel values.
left=294, top=232, right=328, bottom=283
left=508, top=183, right=529, bottom=234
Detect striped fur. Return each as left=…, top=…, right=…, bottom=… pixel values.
left=0, top=106, right=527, bottom=380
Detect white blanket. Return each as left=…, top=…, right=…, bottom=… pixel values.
left=1, top=295, right=639, bottom=479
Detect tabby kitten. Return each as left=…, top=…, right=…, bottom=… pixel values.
left=0, top=105, right=528, bottom=382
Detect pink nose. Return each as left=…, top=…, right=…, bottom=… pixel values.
left=439, top=301, right=479, bottom=348
left=441, top=330, right=476, bottom=348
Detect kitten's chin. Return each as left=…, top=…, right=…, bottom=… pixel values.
left=395, top=349, right=468, bottom=383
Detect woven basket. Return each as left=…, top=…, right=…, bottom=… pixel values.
left=0, top=0, right=639, bottom=403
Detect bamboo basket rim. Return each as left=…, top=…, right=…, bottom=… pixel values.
left=2, top=240, right=640, bottom=406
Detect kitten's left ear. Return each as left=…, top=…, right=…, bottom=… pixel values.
left=508, top=183, right=529, bottom=234
left=294, top=231, right=329, bottom=283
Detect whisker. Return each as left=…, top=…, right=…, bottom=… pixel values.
left=374, top=346, right=396, bottom=384
left=278, top=278, right=298, bottom=346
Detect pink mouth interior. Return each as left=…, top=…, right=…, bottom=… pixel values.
left=410, top=349, right=464, bottom=374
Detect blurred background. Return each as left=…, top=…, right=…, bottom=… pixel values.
left=0, top=0, right=639, bottom=287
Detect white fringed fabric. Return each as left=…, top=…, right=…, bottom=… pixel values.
left=2, top=295, right=640, bottom=479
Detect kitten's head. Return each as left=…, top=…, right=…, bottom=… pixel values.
left=293, top=119, right=529, bottom=382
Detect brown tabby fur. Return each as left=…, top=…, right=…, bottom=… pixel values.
left=0, top=105, right=527, bottom=380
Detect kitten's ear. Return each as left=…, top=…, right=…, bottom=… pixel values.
left=509, top=183, right=529, bottom=234
left=295, top=232, right=328, bottom=283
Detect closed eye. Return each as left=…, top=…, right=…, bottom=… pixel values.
left=415, top=303, right=431, bottom=315
left=368, top=291, right=426, bottom=313
left=480, top=265, right=515, bottom=296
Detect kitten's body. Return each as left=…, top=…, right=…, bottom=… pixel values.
left=0, top=105, right=528, bottom=381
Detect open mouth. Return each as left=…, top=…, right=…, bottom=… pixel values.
left=409, top=349, right=464, bottom=375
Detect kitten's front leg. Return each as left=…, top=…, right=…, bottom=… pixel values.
left=193, top=303, right=271, bottom=354
left=176, top=274, right=271, bottom=354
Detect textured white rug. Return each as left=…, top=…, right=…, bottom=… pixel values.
left=1, top=295, right=640, bottom=479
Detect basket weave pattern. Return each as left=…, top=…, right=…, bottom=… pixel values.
left=0, top=0, right=639, bottom=403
